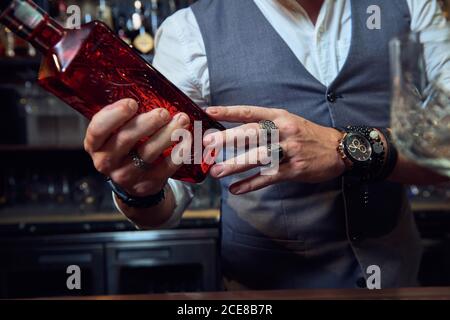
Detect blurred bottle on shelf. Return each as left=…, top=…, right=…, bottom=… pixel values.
left=6, top=173, right=18, bottom=206
left=409, top=184, right=450, bottom=203
left=128, top=0, right=154, bottom=55
left=73, top=177, right=104, bottom=213
left=149, top=0, right=159, bottom=37
left=116, top=13, right=132, bottom=45
left=4, top=27, right=15, bottom=57
left=51, top=0, right=68, bottom=25
left=440, top=0, right=449, bottom=19
left=97, top=0, right=114, bottom=29
left=0, top=27, right=6, bottom=57
left=2, top=25, right=35, bottom=57
left=168, top=0, right=176, bottom=14
left=0, top=172, right=7, bottom=208
left=25, top=173, right=40, bottom=203
left=55, top=174, right=72, bottom=204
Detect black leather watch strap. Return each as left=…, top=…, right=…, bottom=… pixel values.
left=107, top=179, right=165, bottom=209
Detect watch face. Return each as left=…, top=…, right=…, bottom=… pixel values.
left=344, top=133, right=372, bottom=162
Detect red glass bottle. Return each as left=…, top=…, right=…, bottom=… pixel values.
left=0, top=0, right=224, bottom=183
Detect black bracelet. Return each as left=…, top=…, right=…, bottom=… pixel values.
left=376, top=129, right=399, bottom=181
left=107, top=178, right=165, bottom=209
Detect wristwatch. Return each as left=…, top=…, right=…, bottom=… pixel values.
left=337, top=126, right=386, bottom=182
left=107, top=178, right=166, bottom=209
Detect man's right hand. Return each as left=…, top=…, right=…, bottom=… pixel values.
left=83, top=98, right=191, bottom=198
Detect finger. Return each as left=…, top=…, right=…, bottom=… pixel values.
left=229, top=167, right=287, bottom=195
left=101, top=108, right=171, bottom=165
left=203, top=123, right=261, bottom=148
left=210, top=145, right=271, bottom=179
left=110, top=123, right=192, bottom=188
left=138, top=113, right=191, bottom=164
left=129, top=155, right=182, bottom=197
left=205, top=106, right=280, bottom=123
left=110, top=147, right=184, bottom=197
left=84, top=99, right=139, bottom=153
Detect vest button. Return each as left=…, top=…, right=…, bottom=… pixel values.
left=327, top=92, right=337, bottom=103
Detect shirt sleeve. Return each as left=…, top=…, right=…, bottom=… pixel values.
left=111, top=179, right=194, bottom=230
left=153, top=7, right=210, bottom=108
left=407, top=0, right=450, bottom=88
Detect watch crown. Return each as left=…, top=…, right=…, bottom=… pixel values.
left=369, top=130, right=379, bottom=140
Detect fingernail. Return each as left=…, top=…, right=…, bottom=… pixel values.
left=212, top=164, right=224, bottom=178
left=159, top=109, right=170, bottom=120
left=176, top=113, right=190, bottom=126
left=230, top=185, right=247, bottom=195
left=128, top=99, right=138, bottom=112
left=104, top=102, right=120, bottom=110
left=207, top=107, right=219, bottom=115
left=203, top=134, right=213, bottom=145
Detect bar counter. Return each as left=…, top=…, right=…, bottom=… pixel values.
left=63, top=287, right=450, bottom=300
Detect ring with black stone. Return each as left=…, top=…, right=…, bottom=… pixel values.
left=267, top=144, right=285, bottom=163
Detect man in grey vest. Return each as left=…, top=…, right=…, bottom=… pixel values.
left=83, top=0, right=450, bottom=289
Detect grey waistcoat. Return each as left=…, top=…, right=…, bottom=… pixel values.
left=191, top=0, right=422, bottom=289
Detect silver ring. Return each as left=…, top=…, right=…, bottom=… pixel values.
left=259, top=120, right=279, bottom=142
left=259, top=120, right=278, bottom=131
left=267, top=144, right=285, bottom=163
left=130, top=150, right=150, bottom=170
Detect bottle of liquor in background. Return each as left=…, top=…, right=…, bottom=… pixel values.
left=129, top=0, right=154, bottom=55
left=97, top=0, right=114, bottom=30
left=4, top=27, right=15, bottom=57
left=0, top=26, right=6, bottom=56
left=51, top=0, right=68, bottom=25
left=116, top=13, right=132, bottom=46
left=81, top=0, right=96, bottom=23
left=0, top=172, right=7, bottom=208
left=444, top=0, right=450, bottom=19
left=149, top=0, right=159, bottom=37
left=168, top=0, right=176, bottom=14
left=0, top=0, right=225, bottom=183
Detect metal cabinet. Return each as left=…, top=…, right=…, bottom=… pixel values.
left=106, top=239, right=218, bottom=294
left=0, top=228, right=219, bottom=298
left=0, top=244, right=105, bottom=299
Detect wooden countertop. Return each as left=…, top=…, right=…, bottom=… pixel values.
left=2, top=200, right=450, bottom=226
left=62, top=287, right=450, bottom=300
left=0, top=209, right=220, bottom=225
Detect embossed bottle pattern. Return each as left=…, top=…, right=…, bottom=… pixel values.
left=0, top=0, right=224, bottom=183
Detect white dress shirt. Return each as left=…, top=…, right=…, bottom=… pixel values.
left=117, top=0, right=449, bottom=227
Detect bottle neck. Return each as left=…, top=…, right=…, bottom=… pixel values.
left=0, top=0, right=64, bottom=53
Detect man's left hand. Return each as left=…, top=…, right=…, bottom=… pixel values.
left=204, top=106, right=346, bottom=195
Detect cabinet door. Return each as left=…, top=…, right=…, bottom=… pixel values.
left=106, top=239, right=218, bottom=295
left=0, top=244, right=105, bottom=299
